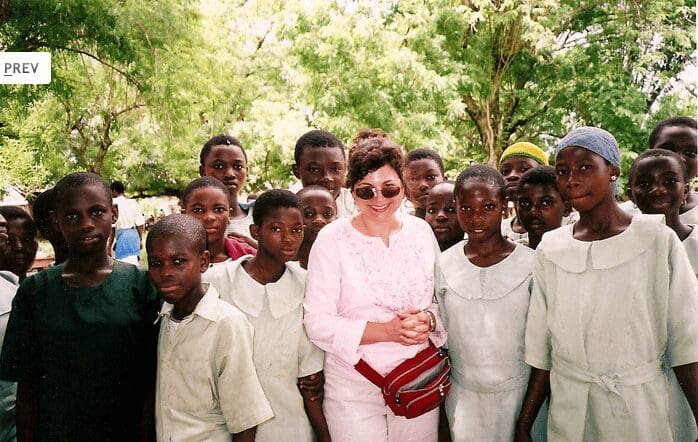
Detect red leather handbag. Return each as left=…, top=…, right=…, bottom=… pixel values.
left=354, top=341, right=451, bottom=419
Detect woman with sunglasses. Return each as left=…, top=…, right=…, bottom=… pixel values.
left=303, top=135, right=446, bottom=442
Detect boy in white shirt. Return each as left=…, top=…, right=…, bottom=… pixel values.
left=146, top=214, right=272, bottom=441
left=205, top=189, right=329, bottom=442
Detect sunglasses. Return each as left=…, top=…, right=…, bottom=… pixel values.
left=354, top=184, right=402, bottom=200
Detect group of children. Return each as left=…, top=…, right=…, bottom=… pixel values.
left=0, top=116, right=695, bottom=441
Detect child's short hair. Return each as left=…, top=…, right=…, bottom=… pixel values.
left=54, top=172, right=112, bottom=207
left=110, top=181, right=126, bottom=194
left=455, top=164, right=506, bottom=200
left=405, top=148, right=445, bottom=175
left=517, top=166, right=560, bottom=194
left=146, top=214, right=207, bottom=254
left=293, top=130, right=345, bottom=164
left=199, top=134, right=247, bottom=165
left=32, top=188, right=56, bottom=239
left=648, top=116, right=697, bottom=148
left=630, top=148, right=688, bottom=181
left=181, top=177, right=230, bottom=207
left=252, top=189, right=301, bottom=226
left=0, top=206, right=36, bottom=238
left=296, top=184, right=336, bottom=202
left=346, top=137, right=404, bottom=189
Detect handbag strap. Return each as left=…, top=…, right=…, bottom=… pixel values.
left=354, top=340, right=439, bottom=389
left=355, top=358, right=386, bottom=389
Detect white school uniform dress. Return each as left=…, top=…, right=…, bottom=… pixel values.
left=335, top=187, right=356, bottom=218
left=525, top=214, right=698, bottom=442
left=155, top=284, right=273, bottom=441
left=436, top=242, right=541, bottom=441
left=680, top=203, right=698, bottom=224
left=205, top=258, right=324, bottom=442
left=224, top=211, right=254, bottom=237
left=0, top=271, right=18, bottom=442
left=683, top=225, right=698, bottom=276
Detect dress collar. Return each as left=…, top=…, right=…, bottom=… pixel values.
left=539, top=214, right=665, bottom=273
left=224, top=257, right=306, bottom=318
left=439, top=241, right=535, bottom=300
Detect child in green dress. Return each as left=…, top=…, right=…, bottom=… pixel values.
left=0, top=172, right=161, bottom=442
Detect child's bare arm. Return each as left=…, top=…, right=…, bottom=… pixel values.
left=515, top=368, right=550, bottom=442
left=300, top=371, right=331, bottom=442
left=16, top=381, right=38, bottom=442
left=232, top=426, right=256, bottom=442
left=673, top=362, right=698, bottom=423
left=298, top=371, right=324, bottom=401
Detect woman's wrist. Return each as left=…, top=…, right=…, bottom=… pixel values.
left=421, top=309, right=436, bottom=332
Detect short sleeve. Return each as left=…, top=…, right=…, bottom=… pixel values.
left=216, top=315, right=273, bottom=434
left=524, top=250, right=553, bottom=371
left=0, top=276, right=41, bottom=382
left=297, top=325, right=324, bottom=378
left=665, top=236, right=698, bottom=367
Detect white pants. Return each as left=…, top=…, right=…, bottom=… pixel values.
left=323, top=359, right=439, bottom=442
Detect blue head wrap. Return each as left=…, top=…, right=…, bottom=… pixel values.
left=555, top=127, right=620, bottom=194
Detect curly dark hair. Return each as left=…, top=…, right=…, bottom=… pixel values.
left=346, top=137, right=404, bottom=189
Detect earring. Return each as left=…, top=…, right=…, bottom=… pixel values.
left=611, top=176, right=617, bottom=181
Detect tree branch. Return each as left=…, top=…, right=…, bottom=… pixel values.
left=52, top=45, right=142, bottom=89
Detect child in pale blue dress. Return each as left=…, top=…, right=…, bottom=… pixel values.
left=436, top=165, right=544, bottom=441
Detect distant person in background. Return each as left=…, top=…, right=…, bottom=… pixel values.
left=292, top=130, right=355, bottom=218
left=199, top=134, right=257, bottom=248
left=110, top=180, right=145, bottom=265
left=0, top=206, right=38, bottom=282
left=295, top=185, right=337, bottom=269
left=424, top=181, right=463, bottom=252
left=649, top=116, right=698, bottom=223
left=32, top=188, right=69, bottom=265
left=0, top=211, right=17, bottom=441
left=180, top=177, right=256, bottom=265
left=515, top=166, right=569, bottom=250
left=498, top=142, right=551, bottom=243
left=403, top=148, right=446, bottom=219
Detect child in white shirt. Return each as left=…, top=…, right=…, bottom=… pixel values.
left=147, top=214, right=272, bottom=441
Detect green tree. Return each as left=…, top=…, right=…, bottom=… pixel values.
left=288, top=0, right=696, bottom=168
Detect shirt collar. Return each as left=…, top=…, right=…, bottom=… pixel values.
left=0, top=270, right=19, bottom=286
left=156, top=283, right=220, bottom=324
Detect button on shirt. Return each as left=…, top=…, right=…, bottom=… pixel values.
left=155, top=284, right=273, bottom=441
